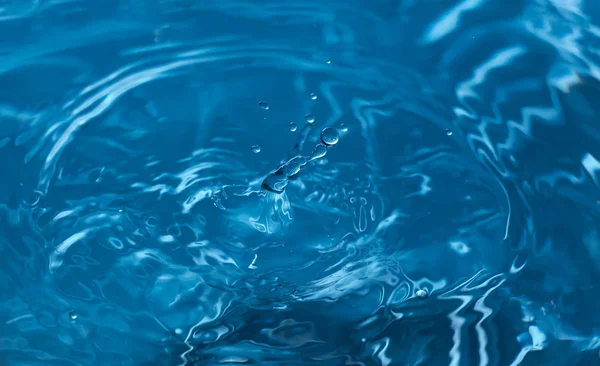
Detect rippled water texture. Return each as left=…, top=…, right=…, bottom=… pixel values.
left=1, top=1, right=600, bottom=365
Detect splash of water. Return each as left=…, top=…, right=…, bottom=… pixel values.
left=0, top=1, right=599, bottom=365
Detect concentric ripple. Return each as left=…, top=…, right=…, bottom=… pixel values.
left=0, top=0, right=599, bottom=365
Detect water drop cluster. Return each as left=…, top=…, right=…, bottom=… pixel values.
left=261, top=127, right=340, bottom=193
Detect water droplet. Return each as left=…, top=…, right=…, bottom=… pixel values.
left=289, top=122, right=297, bottom=132
left=310, top=93, right=318, bottom=100
left=258, top=101, right=270, bottom=110
left=320, top=127, right=339, bottom=146
left=445, top=128, right=453, bottom=136
left=416, top=289, right=428, bottom=298
left=311, top=144, right=327, bottom=159
left=69, top=311, right=78, bottom=320
left=350, top=197, right=357, bottom=204
left=118, top=209, right=124, bottom=213
left=326, top=60, right=332, bottom=64
left=359, top=197, right=367, bottom=206
left=361, top=338, right=366, bottom=343
left=305, top=114, right=315, bottom=124
left=251, top=145, right=261, bottom=153
left=175, top=328, right=183, bottom=335
left=339, top=123, right=348, bottom=133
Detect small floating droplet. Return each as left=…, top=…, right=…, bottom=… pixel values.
left=251, top=145, right=261, bottom=153
left=258, top=101, right=270, bottom=110
left=175, top=328, right=183, bottom=335
left=305, top=114, right=315, bottom=124
left=326, top=60, right=332, bottom=64
left=445, top=128, right=453, bottom=136
left=69, top=311, right=78, bottom=320
left=359, top=197, right=367, bottom=206
left=289, top=122, right=297, bottom=132
left=416, top=289, right=429, bottom=298
left=310, top=93, right=318, bottom=100
left=311, top=143, right=328, bottom=159
left=320, top=127, right=339, bottom=146
left=339, top=123, right=348, bottom=133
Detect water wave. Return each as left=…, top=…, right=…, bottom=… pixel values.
left=0, top=0, right=599, bottom=365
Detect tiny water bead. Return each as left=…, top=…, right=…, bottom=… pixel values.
left=262, top=143, right=331, bottom=193
left=339, top=123, right=348, bottom=133
left=320, top=127, right=339, bottom=146
left=69, top=311, right=78, bottom=320
left=251, top=145, right=261, bottom=153
left=445, top=128, right=453, bottom=136
left=416, top=289, right=429, bottom=298
left=310, top=93, right=318, bottom=100
left=289, top=122, right=297, bottom=132
left=258, top=101, right=270, bottom=110
left=305, top=114, right=315, bottom=123
left=311, top=143, right=328, bottom=159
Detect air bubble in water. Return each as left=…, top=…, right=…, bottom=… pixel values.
left=251, top=145, right=261, bottom=153
left=445, top=128, right=453, bottom=136
left=289, top=122, right=297, bottom=132
left=320, top=127, right=339, bottom=146
left=310, top=93, right=318, bottom=100
left=69, top=311, right=78, bottom=320
left=339, top=123, right=348, bottom=133
left=305, top=114, right=315, bottom=123
left=258, top=101, right=270, bottom=110
left=416, top=289, right=428, bottom=298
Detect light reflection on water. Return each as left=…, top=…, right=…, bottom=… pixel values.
left=0, top=0, right=600, bottom=365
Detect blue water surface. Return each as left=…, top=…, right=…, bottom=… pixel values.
left=1, top=0, right=600, bottom=365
